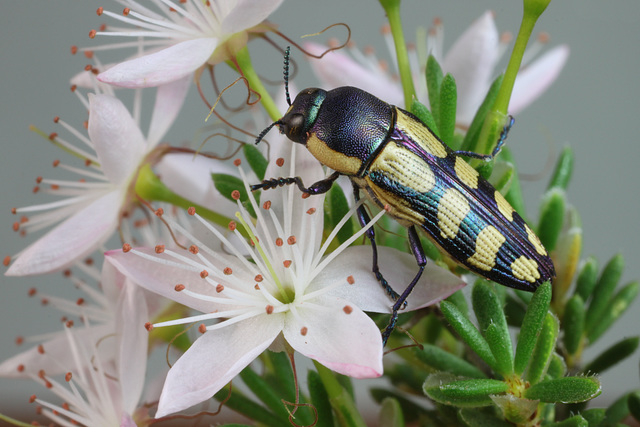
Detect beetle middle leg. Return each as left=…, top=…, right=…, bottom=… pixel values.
left=381, top=225, right=427, bottom=346
left=251, top=171, right=341, bottom=195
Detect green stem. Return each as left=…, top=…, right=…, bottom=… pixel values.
left=135, top=164, right=238, bottom=232
left=379, top=0, right=416, bottom=108
left=0, top=413, right=33, bottom=427
left=234, top=46, right=281, bottom=122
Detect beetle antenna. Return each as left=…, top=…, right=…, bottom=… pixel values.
left=255, top=120, right=283, bottom=145
left=283, top=46, right=292, bottom=106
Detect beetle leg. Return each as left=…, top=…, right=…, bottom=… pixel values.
left=351, top=183, right=402, bottom=303
left=251, top=171, right=340, bottom=195
left=381, top=225, right=427, bottom=346
left=452, top=115, right=515, bottom=161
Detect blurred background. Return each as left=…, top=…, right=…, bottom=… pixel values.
left=1, top=0, right=639, bottom=420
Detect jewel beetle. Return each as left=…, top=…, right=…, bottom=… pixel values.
left=252, top=47, right=555, bottom=345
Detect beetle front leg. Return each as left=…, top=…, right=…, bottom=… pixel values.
left=352, top=184, right=403, bottom=303
left=381, top=225, right=427, bottom=346
left=251, top=171, right=341, bottom=195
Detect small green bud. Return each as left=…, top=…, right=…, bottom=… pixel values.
left=537, top=187, right=566, bottom=252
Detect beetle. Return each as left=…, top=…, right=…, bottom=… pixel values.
left=252, top=47, right=555, bottom=345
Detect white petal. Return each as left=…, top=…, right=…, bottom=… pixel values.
left=155, top=315, right=283, bottom=417
left=155, top=153, right=238, bottom=216
left=117, top=280, right=149, bottom=414
left=6, top=191, right=122, bottom=276
left=146, top=76, right=191, bottom=147
left=443, top=11, right=500, bottom=125
left=105, top=247, right=251, bottom=314
left=284, top=296, right=383, bottom=378
left=88, top=94, right=147, bottom=185
left=0, top=324, right=114, bottom=378
left=305, top=42, right=404, bottom=106
left=510, top=45, right=570, bottom=115
left=317, top=246, right=465, bottom=313
left=221, top=0, right=284, bottom=34
left=97, top=38, right=218, bottom=88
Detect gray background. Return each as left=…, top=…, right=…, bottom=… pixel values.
left=1, top=0, right=639, bottom=419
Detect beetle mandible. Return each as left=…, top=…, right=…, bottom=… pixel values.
left=251, top=47, right=555, bottom=345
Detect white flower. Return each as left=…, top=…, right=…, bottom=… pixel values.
left=106, top=141, right=465, bottom=417
left=305, top=11, right=569, bottom=127
left=92, top=0, right=284, bottom=88
left=5, top=80, right=188, bottom=276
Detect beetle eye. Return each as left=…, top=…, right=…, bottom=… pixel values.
left=283, top=113, right=305, bottom=141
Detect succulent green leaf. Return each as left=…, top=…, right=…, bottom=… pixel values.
left=525, top=312, right=559, bottom=385
left=326, top=184, right=354, bottom=245
left=514, top=281, right=552, bottom=376
left=575, top=257, right=598, bottom=303
left=543, top=415, right=589, bottom=427
left=240, top=366, right=298, bottom=422
left=585, top=254, right=624, bottom=337
left=460, top=75, right=504, bottom=154
left=423, top=373, right=508, bottom=407
left=265, top=351, right=295, bottom=402
left=547, top=146, right=574, bottom=191
left=500, top=147, right=527, bottom=218
left=411, top=98, right=439, bottom=137
left=214, top=385, right=287, bottom=426
left=307, top=370, right=335, bottom=427
left=562, top=294, right=586, bottom=355
left=628, top=390, right=640, bottom=422
left=438, top=73, right=457, bottom=146
left=370, top=388, right=426, bottom=423
left=504, top=293, right=526, bottom=327
left=472, top=282, right=513, bottom=375
left=547, top=353, right=567, bottom=379
left=441, top=301, right=498, bottom=370
left=413, top=344, right=487, bottom=379
left=524, top=376, right=601, bottom=403
left=588, top=281, right=639, bottom=343
left=458, top=408, right=513, bottom=427
left=211, top=173, right=256, bottom=217
left=378, top=397, right=404, bottom=427
left=426, top=55, right=443, bottom=126
left=537, top=188, right=566, bottom=252
left=577, top=408, right=606, bottom=426
left=605, top=393, right=631, bottom=425
left=487, top=162, right=514, bottom=195
left=583, top=336, right=639, bottom=375
left=243, top=143, right=268, bottom=180
left=445, top=290, right=468, bottom=319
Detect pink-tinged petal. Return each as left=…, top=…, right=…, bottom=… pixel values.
left=146, top=76, right=191, bottom=147
left=117, top=281, right=149, bottom=414
left=222, top=0, right=284, bottom=34
left=97, top=38, right=218, bottom=88
left=120, top=413, right=136, bottom=427
left=443, top=11, right=499, bottom=125
left=155, top=315, right=283, bottom=417
left=510, top=45, right=570, bottom=115
left=105, top=248, right=251, bottom=314
left=88, top=94, right=147, bottom=185
left=0, top=324, right=114, bottom=378
left=317, top=246, right=465, bottom=313
left=305, top=42, right=404, bottom=106
left=6, top=191, right=122, bottom=276
left=284, top=296, right=383, bottom=378
left=155, top=153, right=238, bottom=217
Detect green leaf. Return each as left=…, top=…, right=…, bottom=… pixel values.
left=211, top=173, right=256, bottom=217
left=583, top=336, right=639, bottom=374
left=458, top=408, right=513, bottom=427
left=472, top=282, right=513, bottom=376
left=445, top=290, right=468, bottom=318
left=308, top=370, right=335, bottom=427
left=523, top=376, right=601, bottom=403
left=426, top=55, right=444, bottom=126
left=325, top=184, right=353, bottom=245
left=577, top=408, right=606, bottom=426
left=504, top=293, right=526, bottom=327
left=438, top=73, right=457, bottom=146
left=537, top=188, right=566, bottom=252
left=370, top=389, right=427, bottom=423
left=487, top=162, right=514, bottom=195
left=441, top=301, right=498, bottom=371
left=378, top=397, right=404, bottom=427
left=588, top=281, right=639, bottom=343
left=411, top=98, right=439, bottom=137
left=525, top=312, right=559, bottom=385
left=243, top=143, right=268, bottom=180
left=413, top=344, right=487, bottom=379
left=423, top=373, right=508, bottom=407
left=265, top=351, right=295, bottom=402
left=460, top=75, right=504, bottom=154
left=605, top=393, right=630, bottom=425
left=562, top=294, right=586, bottom=355
left=543, top=414, right=588, bottom=427
left=628, top=390, right=640, bottom=422
left=500, top=147, right=527, bottom=218
left=239, top=366, right=290, bottom=421
left=575, top=257, right=598, bottom=303
left=514, top=281, right=552, bottom=376
left=585, top=254, right=624, bottom=337
left=547, top=146, right=574, bottom=191
left=546, top=353, right=567, bottom=379
left=215, top=386, right=287, bottom=426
